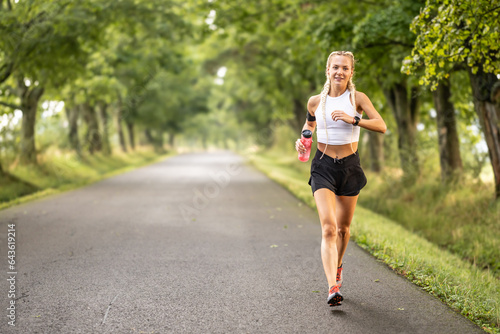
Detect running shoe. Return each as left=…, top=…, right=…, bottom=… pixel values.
left=327, top=284, right=343, bottom=306
left=336, top=264, right=343, bottom=288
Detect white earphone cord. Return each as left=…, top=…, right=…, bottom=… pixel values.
left=320, top=98, right=327, bottom=160
left=319, top=93, right=356, bottom=161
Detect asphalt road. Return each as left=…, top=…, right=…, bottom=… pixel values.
left=0, top=151, right=483, bottom=333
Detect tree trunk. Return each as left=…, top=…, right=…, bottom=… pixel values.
left=144, top=129, right=165, bottom=152
left=82, top=102, right=102, bottom=154
left=20, top=103, right=38, bottom=164
left=367, top=131, right=384, bottom=172
left=432, top=77, right=463, bottom=182
left=98, top=102, right=111, bottom=156
left=115, top=98, right=127, bottom=153
left=293, top=98, right=306, bottom=130
left=125, top=119, right=135, bottom=150
left=169, top=132, right=175, bottom=149
left=144, top=128, right=154, bottom=145
left=157, top=130, right=164, bottom=151
left=383, top=81, right=419, bottom=177
left=468, top=68, right=500, bottom=199
left=65, top=104, right=81, bottom=156
left=17, top=78, right=44, bottom=164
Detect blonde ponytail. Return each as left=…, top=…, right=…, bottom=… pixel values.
left=347, top=77, right=356, bottom=109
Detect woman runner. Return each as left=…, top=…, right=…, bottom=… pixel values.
left=295, top=51, right=387, bottom=306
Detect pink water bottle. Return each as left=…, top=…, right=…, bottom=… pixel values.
left=298, top=130, right=313, bottom=162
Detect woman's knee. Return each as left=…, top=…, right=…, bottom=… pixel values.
left=321, top=220, right=337, bottom=241
left=338, top=225, right=350, bottom=239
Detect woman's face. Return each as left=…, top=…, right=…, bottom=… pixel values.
left=327, top=55, right=353, bottom=88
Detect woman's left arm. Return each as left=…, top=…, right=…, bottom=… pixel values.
left=356, top=92, right=387, bottom=134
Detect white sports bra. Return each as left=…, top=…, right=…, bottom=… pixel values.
left=315, top=89, right=361, bottom=145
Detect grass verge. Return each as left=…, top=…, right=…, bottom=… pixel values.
left=0, top=148, right=173, bottom=211
left=359, top=168, right=499, bottom=277
left=246, top=150, right=499, bottom=334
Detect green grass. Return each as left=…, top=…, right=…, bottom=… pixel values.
left=359, top=168, right=500, bottom=277
left=246, top=149, right=499, bottom=333
left=0, top=148, right=173, bottom=210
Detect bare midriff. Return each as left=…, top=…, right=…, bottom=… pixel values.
left=317, top=142, right=358, bottom=159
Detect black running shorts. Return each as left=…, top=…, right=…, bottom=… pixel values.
left=308, top=149, right=367, bottom=197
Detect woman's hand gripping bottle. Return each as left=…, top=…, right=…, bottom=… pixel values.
left=298, top=129, right=313, bottom=162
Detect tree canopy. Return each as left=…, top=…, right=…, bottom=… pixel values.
left=402, top=0, right=500, bottom=88
left=1, top=0, right=499, bottom=198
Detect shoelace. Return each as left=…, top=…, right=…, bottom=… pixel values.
left=329, top=285, right=340, bottom=294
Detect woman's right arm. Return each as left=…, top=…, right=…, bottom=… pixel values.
left=296, top=96, right=319, bottom=153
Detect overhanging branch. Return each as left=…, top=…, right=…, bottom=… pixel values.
left=0, top=101, right=22, bottom=110
left=0, top=62, right=14, bottom=84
